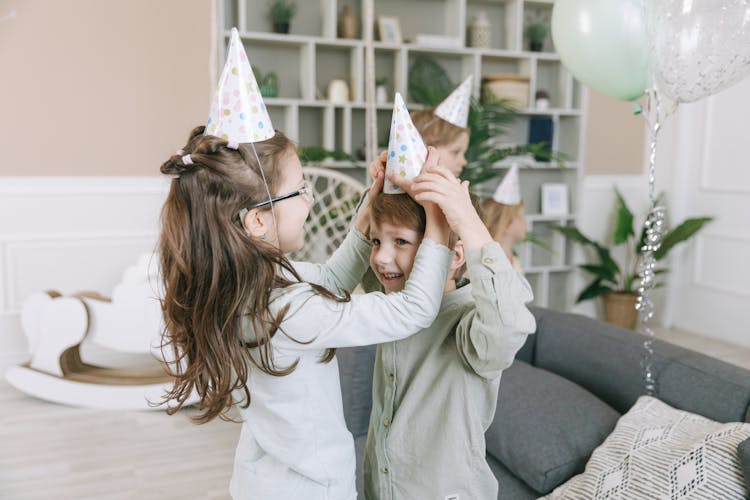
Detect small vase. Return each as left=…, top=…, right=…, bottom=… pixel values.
left=530, top=41, right=544, bottom=52
left=376, top=85, right=388, bottom=103
left=338, top=5, right=358, bottom=39
left=469, top=12, right=491, bottom=48
left=273, top=22, right=290, bottom=34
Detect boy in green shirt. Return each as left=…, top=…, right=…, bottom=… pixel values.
left=364, top=164, right=536, bottom=500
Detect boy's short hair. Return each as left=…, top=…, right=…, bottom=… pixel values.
left=370, top=192, right=483, bottom=278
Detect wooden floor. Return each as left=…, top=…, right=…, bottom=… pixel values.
left=0, top=382, right=240, bottom=499
left=2, top=327, right=749, bottom=499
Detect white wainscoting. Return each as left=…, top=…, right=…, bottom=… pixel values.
left=0, top=177, right=170, bottom=372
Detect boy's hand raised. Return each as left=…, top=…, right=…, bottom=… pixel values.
left=387, top=147, right=450, bottom=247
left=410, top=165, right=493, bottom=250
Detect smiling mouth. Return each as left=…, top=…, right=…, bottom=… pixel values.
left=378, top=271, right=404, bottom=284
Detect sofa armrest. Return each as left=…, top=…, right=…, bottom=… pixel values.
left=530, top=308, right=750, bottom=423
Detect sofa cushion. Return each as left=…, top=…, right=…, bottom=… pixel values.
left=486, top=360, right=620, bottom=494
left=540, top=396, right=750, bottom=499
left=485, top=452, right=537, bottom=500
left=740, top=437, right=750, bottom=489
left=337, top=344, right=377, bottom=437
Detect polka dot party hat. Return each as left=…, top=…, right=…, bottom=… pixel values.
left=492, top=164, right=521, bottom=205
left=205, top=28, right=274, bottom=143
left=384, top=93, right=428, bottom=194
left=434, top=75, right=472, bottom=128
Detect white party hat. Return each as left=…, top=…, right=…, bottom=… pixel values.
left=492, top=164, right=521, bottom=204
left=205, top=28, right=274, bottom=143
left=384, top=93, right=428, bottom=194
left=434, top=75, right=472, bottom=128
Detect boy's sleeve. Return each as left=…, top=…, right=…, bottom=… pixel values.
left=289, top=228, right=373, bottom=294
left=455, top=242, right=536, bottom=380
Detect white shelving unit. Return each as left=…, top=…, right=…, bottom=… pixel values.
left=219, top=0, right=585, bottom=311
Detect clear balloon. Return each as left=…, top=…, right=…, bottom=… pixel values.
left=551, top=0, right=651, bottom=101
left=647, top=0, right=750, bottom=103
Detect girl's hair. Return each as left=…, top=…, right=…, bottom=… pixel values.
left=481, top=199, right=525, bottom=240
left=410, top=108, right=470, bottom=147
left=159, top=126, right=345, bottom=423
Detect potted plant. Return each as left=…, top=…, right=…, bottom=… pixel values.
left=269, top=0, right=296, bottom=34
left=525, top=22, right=548, bottom=52
left=554, top=189, right=713, bottom=329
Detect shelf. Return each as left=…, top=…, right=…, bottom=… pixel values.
left=221, top=0, right=585, bottom=309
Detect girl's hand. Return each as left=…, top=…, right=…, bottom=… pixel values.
left=411, top=165, right=492, bottom=250
left=354, top=151, right=387, bottom=236
left=368, top=150, right=388, bottom=186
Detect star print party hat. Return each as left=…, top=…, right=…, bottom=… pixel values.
left=384, top=93, right=428, bottom=194
left=205, top=28, right=274, bottom=144
left=492, top=164, right=521, bottom=204
left=434, top=75, right=472, bottom=128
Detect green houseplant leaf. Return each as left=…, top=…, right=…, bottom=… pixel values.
left=613, top=189, right=635, bottom=245
left=654, top=217, right=714, bottom=260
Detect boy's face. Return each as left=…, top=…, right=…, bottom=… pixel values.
left=369, top=220, right=423, bottom=294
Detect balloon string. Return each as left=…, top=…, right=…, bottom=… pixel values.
left=636, top=88, right=667, bottom=396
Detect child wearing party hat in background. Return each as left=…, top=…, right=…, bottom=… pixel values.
left=363, top=94, right=536, bottom=500
left=158, top=29, right=461, bottom=500
left=481, top=164, right=527, bottom=272
left=410, top=76, right=473, bottom=176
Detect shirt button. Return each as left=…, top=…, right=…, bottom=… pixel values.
left=383, top=417, right=391, bottom=426
left=483, top=257, right=494, bottom=265
left=388, top=373, right=395, bottom=381
left=381, top=467, right=389, bottom=474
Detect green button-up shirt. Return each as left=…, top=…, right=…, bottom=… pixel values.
left=364, top=242, right=536, bottom=500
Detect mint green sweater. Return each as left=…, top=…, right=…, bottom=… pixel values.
left=363, top=242, right=536, bottom=500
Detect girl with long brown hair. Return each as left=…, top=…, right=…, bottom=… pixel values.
left=158, top=122, right=453, bottom=498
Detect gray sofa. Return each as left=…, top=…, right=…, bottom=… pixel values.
left=337, top=307, right=750, bottom=499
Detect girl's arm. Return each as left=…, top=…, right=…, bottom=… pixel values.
left=273, top=237, right=452, bottom=350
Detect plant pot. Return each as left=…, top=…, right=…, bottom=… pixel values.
left=529, top=41, right=544, bottom=52
left=273, top=22, right=290, bottom=34
left=602, top=292, right=638, bottom=330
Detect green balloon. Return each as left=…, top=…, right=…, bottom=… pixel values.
left=552, top=0, right=650, bottom=101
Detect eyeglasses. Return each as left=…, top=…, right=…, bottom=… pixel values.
left=238, top=180, right=314, bottom=220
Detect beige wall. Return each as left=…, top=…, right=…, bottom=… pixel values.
left=584, top=90, right=646, bottom=175
left=0, top=0, right=213, bottom=176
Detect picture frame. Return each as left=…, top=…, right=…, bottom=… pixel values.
left=377, top=16, right=402, bottom=44
left=541, top=183, right=569, bottom=216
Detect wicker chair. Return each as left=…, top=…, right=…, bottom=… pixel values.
left=289, top=167, right=366, bottom=263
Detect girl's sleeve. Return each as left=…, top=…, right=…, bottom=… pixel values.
left=289, top=229, right=372, bottom=295
left=273, top=238, right=452, bottom=350
left=455, top=242, right=536, bottom=380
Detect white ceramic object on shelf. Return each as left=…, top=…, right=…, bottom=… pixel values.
left=328, top=78, right=350, bottom=103
left=469, top=11, right=491, bottom=48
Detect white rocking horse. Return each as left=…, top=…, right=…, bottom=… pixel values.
left=5, top=254, right=197, bottom=410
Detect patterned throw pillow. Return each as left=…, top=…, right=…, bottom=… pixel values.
left=540, top=396, right=750, bottom=500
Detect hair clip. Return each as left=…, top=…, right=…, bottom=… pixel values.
left=182, top=154, right=193, bottom=165
left=175, top=149, right=184, bottom=155
left=227, top=141, right=239, bottom=150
